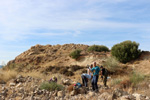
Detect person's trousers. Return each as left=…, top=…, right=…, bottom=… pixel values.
left=91, top=75, right=99, bottom=91
left=81, top=75, right=88, bottom=87
left=103, top=75, right=107, bottom=87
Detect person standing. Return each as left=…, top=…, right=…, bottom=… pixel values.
left=100, top=66, right=108, bottom=87
left=90, top=62, right=100, bottom=92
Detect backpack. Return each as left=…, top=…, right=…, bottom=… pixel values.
left=74, top=82, right=82, bottom=89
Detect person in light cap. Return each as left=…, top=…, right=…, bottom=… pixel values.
left=81, top=64, right=93, bottom=87
left=49, top=76, right=57, bottom=83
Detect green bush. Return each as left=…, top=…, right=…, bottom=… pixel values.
left=69, top=49, right=81, bottom=60
left=40, top=82, right=64, bottom=91
left=130, top=72, right=145, bottom=86
left=111, top=40, right=141, bottom=63
left=88, top=45, right=109, bottom=52
left=102, top=57, right=120, bottom=72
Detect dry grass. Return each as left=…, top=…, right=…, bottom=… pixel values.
left=0, top=69, right=17, bottom=82
left=20, top=71, right=64, bottom=84
left=102, top=57, right=120, bottom=73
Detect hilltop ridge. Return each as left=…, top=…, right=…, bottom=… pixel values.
left=7, top=44, right=110, bottom=68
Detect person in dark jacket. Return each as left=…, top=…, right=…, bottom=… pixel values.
left=100, top=66, right=108, bottom=87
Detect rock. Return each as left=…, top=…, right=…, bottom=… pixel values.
left=57, top=91, right=64, bottom=97
left=16, top=82, right=22, bottom=88
left=119, top=95, right=135, bottom=100
left=0, top=80, right=6, bottom=84
left=146, top=96, right=150, bottom=100
left=132, top=93, right=146, bottom=100
left=1, top=87, right=5, bottom=91
left=88, top=91, right=95, bottom=97
left=14, top=75, right=25, bottom=83
left=1, top=89, right=8, bottom=97
left=98, top=92, right=112, bottom=100
left=9, top=82, right=16, bottom=86
left=62, top=78, right=72, bottom=85
left=70, top=90, right=76, bottom=96
left=53, top=91, right=57, bottom=96
left=113, top=89, right=129, bottom=99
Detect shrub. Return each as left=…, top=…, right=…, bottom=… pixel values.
left=59, top=67, right=74, bottom=76
left=59, top=68, right=68, bottom=74
left=45, top=66, right=55, bottom=72
left=88, top=45, right=109, bottom=52
left=130, top=72, right=145, bottom=86
left=65, top=71, right=74, bottom=76
left=69, top=49, right=81, bottom=60
left=70, top=65, right=82, bottom=71
left=102, top=57, right=120, bottom=72
left=40, top=82, right=64, bottom=91
left=111, top=40, right=141, bottom=63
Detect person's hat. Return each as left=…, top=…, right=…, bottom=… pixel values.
left=52, top=76, right=56, bottom=80
left=100, top=66, right=103, bottom=68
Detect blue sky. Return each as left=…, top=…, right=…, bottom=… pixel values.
left=0, top=0, right=150, bottom=64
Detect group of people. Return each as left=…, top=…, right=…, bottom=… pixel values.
left=81, top=62, right=108, bottom=92
left=49, top=62, right=108, bottom=92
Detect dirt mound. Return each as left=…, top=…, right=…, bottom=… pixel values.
left=7, top=44, right=109, bottom=70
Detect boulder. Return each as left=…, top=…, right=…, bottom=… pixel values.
left=98, top=92, right=112, bottom=100
left=113, top=89, right=129, bottom=99
left=9, top=82, right=16, bottom=86
left=62, top=78, right=72, bottom=85
left=57, top=91, right=64, bottom=97
left=132, top=93, right=147, bottom=100
left=70, top=90, right=76, bottom=96
left=88, top=91, right=95, bottom=97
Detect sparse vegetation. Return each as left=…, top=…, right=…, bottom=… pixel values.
left=65, top=71, right=74, bottom=76
left=112, top=78, right=122, bottom=85
left=111, top=40, right=141, bottom=63
left=70, top=65, right=83, bottom=71
left=59, top=67, right=74, bottom=76
left=102, top=57, right=120, bottom=72
left=69, top=49, right=81, bottom=60
left=0, top=70, right=17, bottom=82
left=40, top=82, right=64, bottom=91
left=88, top=45, right=109, bottom=52
left=130, top=71, right=145, bottom=86
left=59, top=67, right=68, bottom=74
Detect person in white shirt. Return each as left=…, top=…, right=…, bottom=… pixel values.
left=81, top=64, right=93, bottom=87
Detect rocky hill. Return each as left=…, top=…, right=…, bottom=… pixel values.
left=1, top=44, right=150, bottom=100
left=7, top=44, right=110, bottom=68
